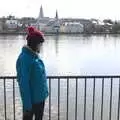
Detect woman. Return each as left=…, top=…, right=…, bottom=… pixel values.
left=16, top=26, right=48, bottom=120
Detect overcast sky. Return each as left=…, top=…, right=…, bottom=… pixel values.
left=0, top=0, right=120, bottom=20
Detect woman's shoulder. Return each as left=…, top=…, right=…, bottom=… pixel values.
left=17, top=52, right=34, bottom=66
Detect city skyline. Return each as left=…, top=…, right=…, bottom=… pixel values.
left=0, top=0, right=120, bottom=20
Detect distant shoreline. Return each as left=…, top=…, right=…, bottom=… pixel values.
left=0, top=31, right=120, bottom=36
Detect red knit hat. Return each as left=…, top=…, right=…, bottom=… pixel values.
left=26, top=26, right=44, bottom=43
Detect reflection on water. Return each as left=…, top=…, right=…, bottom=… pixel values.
left=0, top=34, right=120, bottom=120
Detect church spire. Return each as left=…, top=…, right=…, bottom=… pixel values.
left=39, top=5, right=44, bottom=19
left=55, top=10, right=58, bottom=19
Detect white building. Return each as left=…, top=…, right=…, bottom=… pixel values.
left=60, top=22, right=84, bottom=33
left=42, top=19, right=60, bottom=33
left=0, top=21, right=3, bottom=31
left=6, top=19, right=18, bottom=31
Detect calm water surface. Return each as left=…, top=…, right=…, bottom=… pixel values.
left=0, top=34, right=120, bottom=76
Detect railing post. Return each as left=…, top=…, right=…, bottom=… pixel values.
left=101, top=78, right=104, bottom=120
left=92, top=78, right=95, bottom=120
left=49, top=78, right=51, bottom=120
left=66, top=78, right=69, bottom=120
left=75, top=78, right=78, bottom=120
left=117, top=78, right=120, bottom=120
left=109, top=78, right=113, bottom=120
left=84, top=78, right=87, bottom=120
left=13, top=79, right=15, bottom=120
left=58, top=78, right=60, bottom=120
left=3, top=78, right=7, bottom=120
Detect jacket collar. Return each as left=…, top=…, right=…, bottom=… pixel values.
left=22, top=45, right=38, bottom=58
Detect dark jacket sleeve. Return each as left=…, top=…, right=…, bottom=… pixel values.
left=16, top=56, right=32, bottom=112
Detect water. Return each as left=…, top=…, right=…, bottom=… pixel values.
left=0, top=34, right=120, bottom=76
left=0, top=34, right=120, bottom=120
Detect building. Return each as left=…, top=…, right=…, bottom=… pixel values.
left=61, top=18, right=92, bottom=33
left=60, top=22, right=84, bottom=33
left=5, top=19, right=18, bottom=31
left=0, top=20, right=3, bottom=32
left=42, top=10, right=60, bottom=33
left=20, top=17, right=37, bottom=28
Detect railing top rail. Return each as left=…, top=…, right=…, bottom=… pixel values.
left=0, top=76, right=17, bottom=79
left=0, top=75, right=120, bottom=79
left=47, top=75, right=120, bottom=79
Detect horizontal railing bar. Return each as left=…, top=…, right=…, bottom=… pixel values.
left=0, top=76, right=17, bottom=79
left=48, top=76, right=120, bottom=78
left=0, top=75, right=120, bottom=79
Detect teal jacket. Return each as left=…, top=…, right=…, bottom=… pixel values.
left=16, top=46, right=48, bottom=111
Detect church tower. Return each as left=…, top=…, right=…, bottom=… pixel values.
left=55, top=10, right=58, bottom=20
left=39, top=5, right=44, bottom=19
left=36, top=5, right=44, bottom=29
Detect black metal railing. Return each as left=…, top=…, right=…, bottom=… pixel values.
left=0, top=76, right=120, bottom=120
